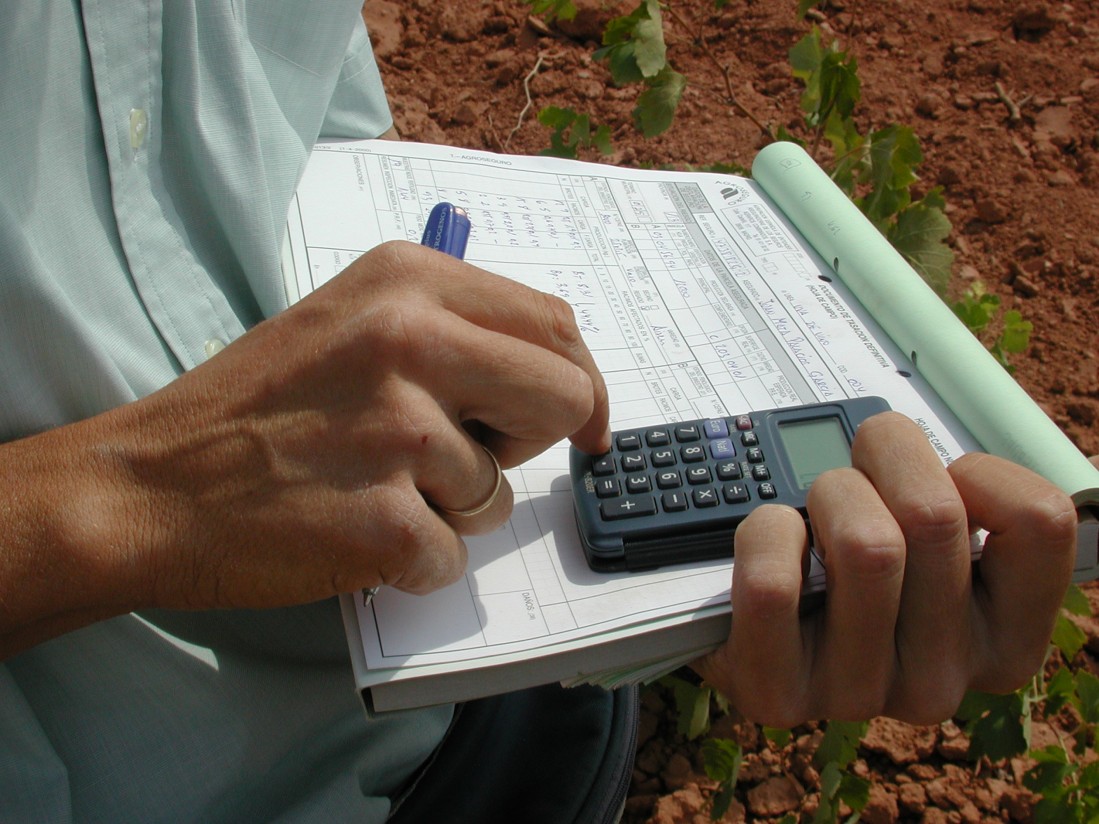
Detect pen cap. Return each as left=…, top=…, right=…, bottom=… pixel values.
left=421, top=202, right=471, bottom=259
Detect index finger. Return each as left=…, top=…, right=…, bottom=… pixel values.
left=405, top=243, right=612, bottom=454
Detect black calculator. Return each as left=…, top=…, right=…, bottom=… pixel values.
left=569, top=396, right=891, bottom=572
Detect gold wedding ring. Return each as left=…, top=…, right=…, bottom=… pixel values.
left=438, top=445, right=503, bottom=518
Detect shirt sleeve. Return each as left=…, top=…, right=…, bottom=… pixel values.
left=321, top=15, right=394, bottom=139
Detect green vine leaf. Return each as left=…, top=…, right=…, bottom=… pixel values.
left=789, top=26, right=826, bottom=87
left=1063, top=583, right=1093, bottom=617
left=536, top=106, right=613, bottom=158
left=1075, top=670, right=1099, bottom=726
left=814, top=761, right=871, bottom=824
left=998, top=309, right=1033, bottom=354
left=886, top=191, right=954, bottom=296
left=595, top=0, right=668, bottom=85
left=813, top=720, right=867, bottom=771
left=816, top=49, right=860, bottom=125
left=1045, top=666, right=1077, bottom=718
left=541, top=6, right=1066, bottom=816
left=1024, top=746, right=1078, bottom=823
left=956, top=690, right=1030, bottom=762
left=631, top=12, right=667, bottom=77
left=791, top=27, right=860, bottom=132
left=662, top=674, right=713, bottom=739
left=797, top=0, right=823, bottom=18
left=859, top=125, right=922, bottom=227
left=951, top=283, right=1000, bottom=335
left=763, top=726, right=793, bottom=747
left=701, top=737, right=743, bottom=819
left=1052, top=611, right=1088, bottom=661
left=524, top=0, right=577, bottom=22
left=633, top=67, right=686, bottom=138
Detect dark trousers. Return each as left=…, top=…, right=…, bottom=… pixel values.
left=390, top=683, right=639, bottom=823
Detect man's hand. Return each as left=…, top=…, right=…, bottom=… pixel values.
left=693, top=412, right=1078, bottom=727
left=0, top=241, right=610, bottom=654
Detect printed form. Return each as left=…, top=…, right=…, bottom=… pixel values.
left=284, top=141, right=973, bottom=680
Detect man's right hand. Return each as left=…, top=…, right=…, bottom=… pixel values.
left=0, top=241, right=610, bottom=656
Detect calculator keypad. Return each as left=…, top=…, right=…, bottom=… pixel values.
left=595, top=415, right=778, bottom=522
left=572, top=395, right=891, bottom=574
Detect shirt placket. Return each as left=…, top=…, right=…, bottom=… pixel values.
left=80, top=0, right=245, bottom=372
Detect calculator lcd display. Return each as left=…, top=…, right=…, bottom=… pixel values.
left=777, top=416, right=852, bottom=489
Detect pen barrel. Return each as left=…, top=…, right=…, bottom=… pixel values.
left=421, top=202, right=470, bottom=259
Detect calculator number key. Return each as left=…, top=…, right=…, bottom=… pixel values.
left=686, top=466, right=712, bottom=485
left=680, top=445, right=706, bottom=463
left=656, top=470, right=683, bottom=489
left=645, top=428, right=671, bottom=447
left=651, top=448, right=677, bottom=467
left=674, top=424, right=701, bottom=442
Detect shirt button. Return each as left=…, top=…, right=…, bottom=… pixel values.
left=129, top=108, right=148, bottom=151
left=204, top=338, right=226, bottom=359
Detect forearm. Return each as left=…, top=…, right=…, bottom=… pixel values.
left=0, top=415, right=155, bottom=659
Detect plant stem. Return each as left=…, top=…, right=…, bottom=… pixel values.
left=662, top=1, right=772, bottom=137
left=506, top=51, right=560, bottom=151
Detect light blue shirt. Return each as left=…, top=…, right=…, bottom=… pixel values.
left=0, top=2, right=452, bottom=821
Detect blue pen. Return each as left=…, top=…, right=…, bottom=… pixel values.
left=362, top=203, right=471, bottom=611
left=420, top=202, right=470, bottom=259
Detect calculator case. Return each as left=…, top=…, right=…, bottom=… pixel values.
left=570, top=396, right=891, bottom=573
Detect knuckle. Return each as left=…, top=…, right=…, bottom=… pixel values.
left=370, top=487, right=468, bottom=595
left=402, top=536, right=468, bottom=595
left=1025, top=487, right=1079, bottom=546
left=852, top=410, right=908, bottom=445
left=830, top=523, right=906, bottom=581
left=378, top=394, right=446, bottom=455
left=735, top=569, right=803, bottom=623
left=365, top=301, right=423, bottom=361
left=434, top=540, right=469, bottom=589
left=366, top=238, right=420, bottom=276
left=894, top=494, right=968, bottom=549
left=537, top=291, right=583, bottom=350
left=328, top=561, right=362, bottom=596
left=371, top=487, right=435, bottom=587
left=343, top=240, right=419, bottom=296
